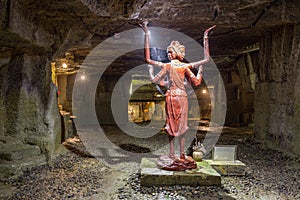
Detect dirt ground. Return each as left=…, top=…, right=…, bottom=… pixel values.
left=4, top=125, right=300, bottom=200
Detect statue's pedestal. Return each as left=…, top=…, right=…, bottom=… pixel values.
left=205, top=160, right=246, bottom=176
left=140, top=158, right=221, bottom=186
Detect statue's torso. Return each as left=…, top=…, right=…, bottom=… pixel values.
left=166, top=60, right=188, bottom=96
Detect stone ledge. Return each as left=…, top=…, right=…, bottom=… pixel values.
left=0, top=155, right=47, bottom=179
left=140, top=158, right=221, bottom=186
left=205, top=159, right=246, bottom=176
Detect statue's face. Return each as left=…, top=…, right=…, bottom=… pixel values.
left=167, top=48, right=177, bottom=60
left=178, top=51, right=185, bottom=61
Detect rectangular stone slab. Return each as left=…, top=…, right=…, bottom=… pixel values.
left=140, top=158, right=221, bottom=186
left=212, top=145, right=237, bottom=161
left=205, top=159, right=246, bottom=175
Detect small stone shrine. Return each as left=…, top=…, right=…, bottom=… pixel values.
left=206, top=145, right=246, bottom=176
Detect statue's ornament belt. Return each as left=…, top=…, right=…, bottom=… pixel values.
left=166, top=89, right=187, bottom=97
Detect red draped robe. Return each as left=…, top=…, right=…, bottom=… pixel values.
left=151, top=60, right=202, bottom=137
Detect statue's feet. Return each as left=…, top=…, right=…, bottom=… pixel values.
left=157, top=155, right=197, bottom=171
left=169, top=154, right=175, bottom=159
left=180, top=153, right=185, bottom=159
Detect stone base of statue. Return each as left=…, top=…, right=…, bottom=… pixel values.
left=157, top=155, right=197, bottom=171
left=140, top=157, right=221, bottom=186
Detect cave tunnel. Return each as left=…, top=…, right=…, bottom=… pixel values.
left=0, top=0, right=300, bottom=199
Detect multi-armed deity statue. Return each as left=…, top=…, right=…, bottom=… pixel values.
left=140, top=21, right=215, bottom=171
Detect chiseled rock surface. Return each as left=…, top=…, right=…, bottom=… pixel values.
left=0, top=182, right=16, bottom=200
left=254, top=24, right=300, bottom=156
left=0, top=136, right=47, bottom=180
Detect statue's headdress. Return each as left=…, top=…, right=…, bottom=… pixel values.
left=167, top=41, right=185, bottom=56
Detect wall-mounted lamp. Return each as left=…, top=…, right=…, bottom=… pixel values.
left=202, top=89, right=207, bottom=94
left=62, top=63, right=68, bottom=69
left=80, top=72, right=86, bottom=80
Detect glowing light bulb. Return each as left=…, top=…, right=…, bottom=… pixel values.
left=202, top=89, right=207, bottom=94
left=80, top=73, right=86, bottom=80
left=62, top=63, right=68, bottom=69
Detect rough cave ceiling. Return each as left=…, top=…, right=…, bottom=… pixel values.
left=3, top=0, right=300, bottom=74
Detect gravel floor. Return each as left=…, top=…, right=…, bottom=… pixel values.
left=5, top=126, right=300, bottom=200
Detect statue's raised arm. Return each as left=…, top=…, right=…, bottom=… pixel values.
left=140, top=21, right=164, bottom=68
left=190, top=25, right=216, bottom=68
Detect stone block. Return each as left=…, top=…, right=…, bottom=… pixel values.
left=205, top=159, right=246, bottom=176
left=0, top=155, right=47, bottom=179
left=0, top=144, right=41, bottom=161
left=60, top=111, right=75, bottom=141
left=140, top=158, right=221, bottom=186
left=212, top=145, right=237, bottom=161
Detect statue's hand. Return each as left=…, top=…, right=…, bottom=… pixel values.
left=148, top=65, right=154, bottom=74
left=139, top=20, right=149, bottom=33
left=196, top=65, right=203, bottom=79
left=199, top=65, right=203, bottom=73
left=204, top=25, right=216, bottom=37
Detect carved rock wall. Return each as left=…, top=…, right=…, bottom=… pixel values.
left=0, top=0, right=63, bottom=178
left=0, top=48, right=62, bottom=178
left=254, top=24, right=300, bottom=156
